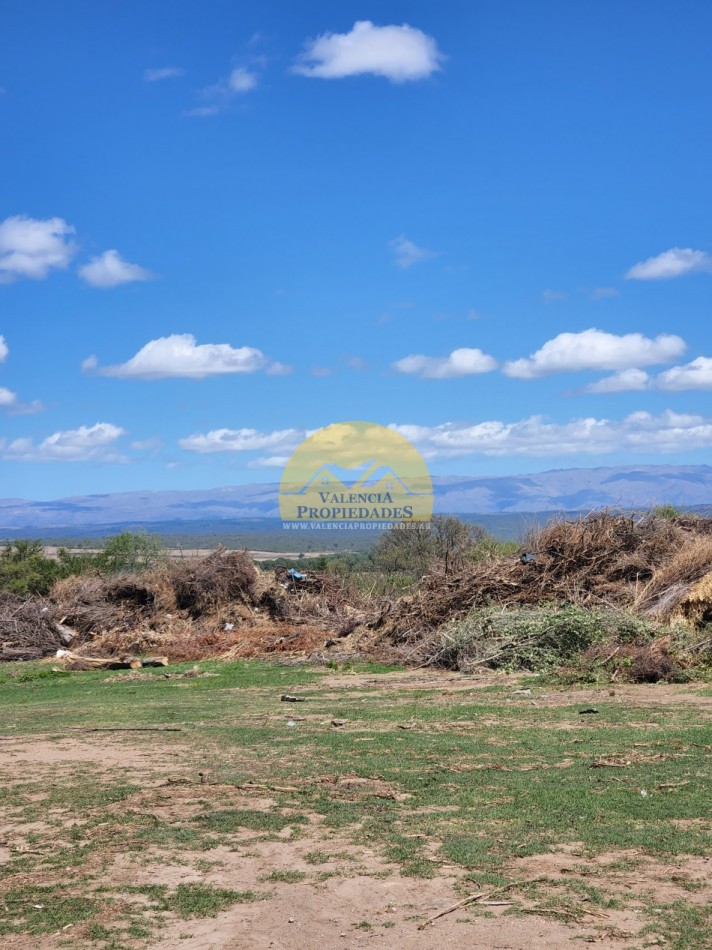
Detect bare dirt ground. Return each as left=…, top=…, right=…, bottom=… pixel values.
left=0, top=735, right=665, bottom=950
left=2, top=670, right=711, bottom=948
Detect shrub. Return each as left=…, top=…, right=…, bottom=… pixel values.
left=431, top=604, right=665, bottom=673
left=97, top=532, right=166, bottom=575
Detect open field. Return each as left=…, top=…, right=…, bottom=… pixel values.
left=1, top=661, right=711, bottom=949
left=41, top=548, right=333, bottom=563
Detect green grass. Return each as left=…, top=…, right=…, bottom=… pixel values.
left=1, top=658, right=711, bottom=945
left=260, top=869, right=307, bottom=884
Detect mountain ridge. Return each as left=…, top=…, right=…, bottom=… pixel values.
left=0, top=464, right=711, bottom=530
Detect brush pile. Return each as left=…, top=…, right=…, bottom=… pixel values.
left=0, top=597, right=68, bottom=660
left=41, top=548, right=363, bottom=661
left=373, top=512, right=712, bottom=645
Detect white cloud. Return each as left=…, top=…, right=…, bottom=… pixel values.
left=504, top=328, right=685, bottom=379
left=657, top=357, right=712, bottom=391
left=0, top=387, right=45, bottom=415
left=293, top=20, right=443, bottom=82
left=394, top=347, right=498, bottom=379
left=144, top=66, right=185, bottom=82
left=390, top=235, right=435, bottom=269
left=0, top=337, right=43, bottom=412
left=393, top=410, right=712, bottom=459
left=581, top=357, right=712, bottom=394
left=78, top=249, right=154, bottom=288
left=625, top=247, right=712, bottom=280
left=265, top=361, right=293, bottom=376
left=247, top=455, right=292, bottom=469
left=179, top=412, right=712, bottom=463
left=228, top=67, right=258, bottom=93
left=582, top=368, right=651, bottom=394
left=0, top=215, right=76, bottom=282
left=542, top=289, right=568, bottom=302
left=88, top=333, right=277, bottom=380
left=0, top=422, right=125, bottom=462
left=179, top=427, right=306, bottom=454
left=186, top=65, right=260, bottom=117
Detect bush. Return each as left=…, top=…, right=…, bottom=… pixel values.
left=97, top=532, right=166, bottom=575
left=432, top=604, right=665, bottom=673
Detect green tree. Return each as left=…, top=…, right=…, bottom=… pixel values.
left=0, top=540, right=62, bottom=595
left=98, top=532, right=166, bottom=574
left=373, top=516, right=494, bottom=577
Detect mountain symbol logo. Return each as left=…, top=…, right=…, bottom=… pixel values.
left=279, top=421, right=433, bottom=524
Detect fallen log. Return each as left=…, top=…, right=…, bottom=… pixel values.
left=55, top=650, right=169, bottom=671
left=0, top=647, right=45, bottom=662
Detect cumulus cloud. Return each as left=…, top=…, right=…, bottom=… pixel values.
left=0, top=387, right=45, bottom=415
left=625, top=247, right=712, bottom=280
left=293, top=20, right=443, bottom=82
left=393, top=410, right=712, bottom=459
left=504, top=328, right=685, bottom=379
left=87, top=333, right=281, bottom=380
left=580, top=357, right=712, bottom=394
left=656, top=357, right=712, bottom=391
left=393, top=347, right=498, bottom=379
left=179, top=412, right=712, bottom=462
left=390, top=235, right=435, bottom=269
left=0, top=337, right=43, bottom=412
left=179, top=427, right=306, bottom=454
left=0, top=215, right=76, bottom=282
left=78, top=249, right=155, bottom=288
left=143, top=66, right=185, bottom=82
left=582, top=368, right=651, bottom=394
left=0, top=423, right=126, bottom=462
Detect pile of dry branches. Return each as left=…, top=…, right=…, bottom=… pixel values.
left=374, top=512, right=712, bottom=643
left=0, top=597, right=65, bottom=660
left=172, top=549, right=257, bottom=617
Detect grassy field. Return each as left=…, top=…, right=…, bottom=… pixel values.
left=1, top=660, right=711, bottom=948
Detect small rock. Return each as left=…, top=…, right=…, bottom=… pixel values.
left=281, top=695, right=306, bottom=703
left=288, top=917, right=296, bottom=924
left=332, top=719, right=347, bottom=727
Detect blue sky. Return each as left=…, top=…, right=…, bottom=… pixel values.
left=1, top=0, right=711, bottom=500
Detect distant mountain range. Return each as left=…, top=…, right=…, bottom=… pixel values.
left=1, top=464, right=712, bottom=533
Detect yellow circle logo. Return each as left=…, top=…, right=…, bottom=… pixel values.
left=279, top=421, right=433, bottom=526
